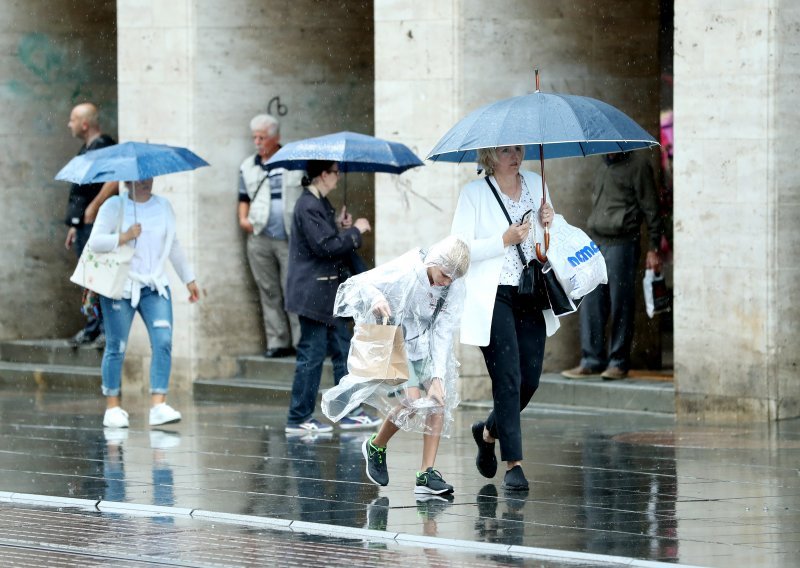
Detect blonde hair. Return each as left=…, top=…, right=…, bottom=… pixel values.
left=477, top=146, right=526, bottom=176
left=424, top=236, right=470, bottom=279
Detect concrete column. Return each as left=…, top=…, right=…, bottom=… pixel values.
left=0, top=0, right=117, bottom=340
left=374, top=0, right=662, bottom=398
left=673, top=0, right=800, bottom=420
left=116, top=0, right=374, bottom=392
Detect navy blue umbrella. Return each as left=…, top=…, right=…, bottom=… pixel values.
left=55, top=141, right=209, bottom=184
left=427, top=71, right=658, bottom=261
left=265, top=131, right=424, bottom=174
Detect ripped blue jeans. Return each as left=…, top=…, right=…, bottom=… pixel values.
left=99, top=287, right=173, bottom=396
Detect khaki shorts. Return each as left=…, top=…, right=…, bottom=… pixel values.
left=406, top=358, right=432, bottom=390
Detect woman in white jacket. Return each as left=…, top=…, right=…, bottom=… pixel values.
left=87, top=178, right=199, bottom=429
left=451, top=145, right=555, bottom=491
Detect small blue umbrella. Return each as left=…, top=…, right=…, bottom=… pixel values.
left=55, top=141, right=210, bottom=184
left=265, top=131, right=424, bottom=174
left=427, top=70, right=658, bottom=261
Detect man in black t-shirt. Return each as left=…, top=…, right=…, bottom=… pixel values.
left=63, top=103, right=118, bottom=346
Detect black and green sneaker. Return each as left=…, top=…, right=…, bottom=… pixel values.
left=362, top=433, right=389, bottom=486
left=414, top=467, right=454, bottom=495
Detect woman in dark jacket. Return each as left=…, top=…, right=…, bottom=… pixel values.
left=284, top=160, right=378, bottom=434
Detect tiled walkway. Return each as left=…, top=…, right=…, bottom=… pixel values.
left=0, top=386, right=798, bottom=567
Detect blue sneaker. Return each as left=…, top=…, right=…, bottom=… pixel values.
left=285, top=417, right=333, bottom=434
left=339, top=409, right=382, bottom=430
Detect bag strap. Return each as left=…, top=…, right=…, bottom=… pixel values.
left=403, top=249, right=451, bottom=342
left=430, top=286, right=449, bottom=325
left=418, top=247, right=449, bottom=327
left=485, top=176, right=530, bottom=267
left=251, top=171, right=271, bottom=203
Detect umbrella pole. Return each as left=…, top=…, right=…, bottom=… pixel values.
left=131, top=181, right=138, bottom=246
left=536, top=144, right=550, bottom=262
left=343, top=173, right=347, bottom=208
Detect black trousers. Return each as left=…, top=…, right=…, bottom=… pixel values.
left=480, top=286, right=547, bottom=463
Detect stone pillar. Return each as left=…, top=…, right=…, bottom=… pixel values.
left=0, top=0, right=117, bottom=340
left=374, top=1, right=662, bottom=399
left=673, top=1, right=800, bottom=420
left=116, top=0, right=374, bottom=392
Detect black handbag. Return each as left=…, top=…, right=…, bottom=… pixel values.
left=486, top=177, right=574, bottom=314
left=338, top=250, right=367, bottom=283
left=540, top=261, right=578, bottom=316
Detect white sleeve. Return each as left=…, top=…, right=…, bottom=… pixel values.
left=451, top=184, right=505, bottom=262
left=163, top=198, right=195, bottom=284
left=168, top=237, right=195, bottom=284
left=87, top=196, right=123, bottom=252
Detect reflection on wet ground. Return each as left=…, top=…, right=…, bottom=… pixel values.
left=0, top=386, right=798, bottom=567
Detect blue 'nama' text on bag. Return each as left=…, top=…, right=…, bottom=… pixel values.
left=568, top=242, right=601, bottom=267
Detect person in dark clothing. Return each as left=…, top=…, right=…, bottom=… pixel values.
left=283, top=160, right=380, bottom=435
left=562, top=151, right=664, bottom=381
left=64, top=103, right=118, bottom=346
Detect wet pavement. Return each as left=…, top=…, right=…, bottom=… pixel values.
left=0, top=386, right=798, bottom=567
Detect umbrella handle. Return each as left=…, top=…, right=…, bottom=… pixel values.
left=535, top=225, right=549, bottom=262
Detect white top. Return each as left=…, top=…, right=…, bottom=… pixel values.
left=88, top=193, right=195, bottom=306
left=492, top=175, right=538, bottom=285
left=451, top=169, right=559, bottom=346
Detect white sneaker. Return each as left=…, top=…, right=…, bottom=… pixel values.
left=103, top=407, right=129, bottom=428
left=149, top=403, right=182, bottom=426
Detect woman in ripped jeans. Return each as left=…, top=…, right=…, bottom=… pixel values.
left=87, top=178, right=199, bottom=429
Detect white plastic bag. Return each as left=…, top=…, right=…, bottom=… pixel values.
left=543, top=214, right=608, bottom=301
left=643, top=269, right=671, bottom=318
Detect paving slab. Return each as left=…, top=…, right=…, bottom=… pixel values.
left=0, top=385, right=797, bottom=567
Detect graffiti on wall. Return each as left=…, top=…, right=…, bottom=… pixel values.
left=267, top=96, right=288, bottom=117
left=4, top=33, right=117, bottom=134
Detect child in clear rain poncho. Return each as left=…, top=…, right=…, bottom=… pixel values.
left=322, top=236, right=469, bottom=496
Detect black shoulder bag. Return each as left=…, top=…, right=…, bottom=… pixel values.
left=485, top=177, right=573, bottom=314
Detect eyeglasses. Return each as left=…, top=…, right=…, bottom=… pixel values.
left=326, top=169, right=340, bottom=176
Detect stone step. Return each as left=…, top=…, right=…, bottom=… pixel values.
left=0, top=361, right=102, bottom=391
left=193, top=377, right=293, bottom=402
left=534, top=373, right=675, bottom=414
left=0, top=340, right=102, bottom=367
left=193, top=371, right=675, bottom=414
left=237, top=355, right=333, bottom=384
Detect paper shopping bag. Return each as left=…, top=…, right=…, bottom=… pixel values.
left=347, top=321, right=410, bottom=386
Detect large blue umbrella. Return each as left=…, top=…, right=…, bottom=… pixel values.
left=427, top=76, right=657, bottom=164
left=265, top=131, right=424, bottom=174
left=427, top=71, right=658, bottom=261
left=55, top=141, right=209, bottom=184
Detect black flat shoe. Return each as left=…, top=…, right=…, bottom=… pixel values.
left=472, top=421, right=497, bottom=478
left=502, top=465, right=529, bottom=491
left=264, top=347, right=296, bottom=358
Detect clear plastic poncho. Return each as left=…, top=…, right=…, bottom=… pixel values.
left=322, top=237, right=468, bottom=437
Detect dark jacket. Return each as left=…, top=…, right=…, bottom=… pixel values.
left=64, top=134, right=117, bottom=227
left=285, top=189, right=362, bottom=324
left=586, top=152, right=663, bottom=249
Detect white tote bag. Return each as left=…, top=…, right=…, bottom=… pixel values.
left=70, top=196, right=135, bottom=299
left=544, top=214, right=608, bottom=301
